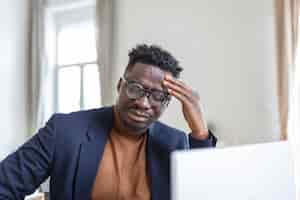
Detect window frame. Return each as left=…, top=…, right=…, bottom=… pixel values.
left=55, top=61, right=98, bottom=112
left=52, top=4, right=99, bottom=113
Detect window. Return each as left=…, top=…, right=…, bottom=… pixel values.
left=54, top=6, right=101, bottom=113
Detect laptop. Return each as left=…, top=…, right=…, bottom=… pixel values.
left=171, top=141, right=296, bottom=200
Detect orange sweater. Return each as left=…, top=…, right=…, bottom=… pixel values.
left=91, top=127, right=151, bottom=200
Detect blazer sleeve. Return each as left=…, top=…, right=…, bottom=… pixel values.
left=188, top=130, right=217, bottom=148
left=0, top=115, right=57, bottom=200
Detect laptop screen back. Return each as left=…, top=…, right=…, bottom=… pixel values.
left=171, top=141, right=295, bottom=200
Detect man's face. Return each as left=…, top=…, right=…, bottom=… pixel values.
left=115, top=62, right=171, bottom=134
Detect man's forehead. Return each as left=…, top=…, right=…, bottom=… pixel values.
left=126, top=63, right=170, bottom=89
left=127, top=63, right=169, bottom=79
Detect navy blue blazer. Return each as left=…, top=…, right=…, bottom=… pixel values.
left=0, top=106, right=216, bottom=200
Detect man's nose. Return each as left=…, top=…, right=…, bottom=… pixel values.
left=136, top=94, right=151, bottom=109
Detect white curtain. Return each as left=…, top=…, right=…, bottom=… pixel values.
left=274, top=0, right=299, bottom=140
left=28, top=0, right=56, bottom=135
left=274, top=0, right=299, bottom=198
left=96, top=0, right=115, bottom=106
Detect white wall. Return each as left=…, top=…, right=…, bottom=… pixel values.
left=0, top=0, right=30, bottom=159
left=113, top=0, right=280, bottom=146
left=0, top=0, right=280, bottom=158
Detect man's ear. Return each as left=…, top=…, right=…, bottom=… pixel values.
left=117, top=78, right=122, bottom=92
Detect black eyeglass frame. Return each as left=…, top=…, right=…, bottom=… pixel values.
left=122, top=77, right=171, bottom=106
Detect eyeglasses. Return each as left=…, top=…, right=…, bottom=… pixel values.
left=123, top=77, right=170, bottom=106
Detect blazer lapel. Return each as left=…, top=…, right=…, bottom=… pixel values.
left=147, top=123, right=170, bottom=200
left=74, top=107, right=114, bottom=200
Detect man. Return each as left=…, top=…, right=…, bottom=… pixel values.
left=0, top=44, right=217, bottom=200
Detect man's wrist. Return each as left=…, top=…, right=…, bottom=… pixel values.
left=190, top=130, right=209, bottom=141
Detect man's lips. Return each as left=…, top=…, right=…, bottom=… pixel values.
left=128, top=109, right=151, bottom=122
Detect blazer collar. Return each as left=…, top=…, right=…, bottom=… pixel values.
left=147, top=122, right=170, bottom=200
left=74, top=106, right=114, bottom=200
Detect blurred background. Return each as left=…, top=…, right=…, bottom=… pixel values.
left=2, top=0, right=300, bottom=197
left=1, top=0, right=300, bottom=173
left=0, top=0, right=283, bottom=156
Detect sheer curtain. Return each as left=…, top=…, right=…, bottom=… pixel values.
left=274, top=0, right=299, bottom=140
left=275, top=0, right=300, bottom=198
left=28, top=0, right=56, bottom=135
left=96, top=0, right=115, bottom=106
left=287, top=2, right=300, bottom=199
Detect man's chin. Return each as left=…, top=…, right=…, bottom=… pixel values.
left=123, top=119, right=151, bottom=134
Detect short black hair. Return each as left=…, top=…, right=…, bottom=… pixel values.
left=125, top=44, right=183, bottom=78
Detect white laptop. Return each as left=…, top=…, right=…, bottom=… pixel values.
left=171, top=141, right=296, bottom=200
